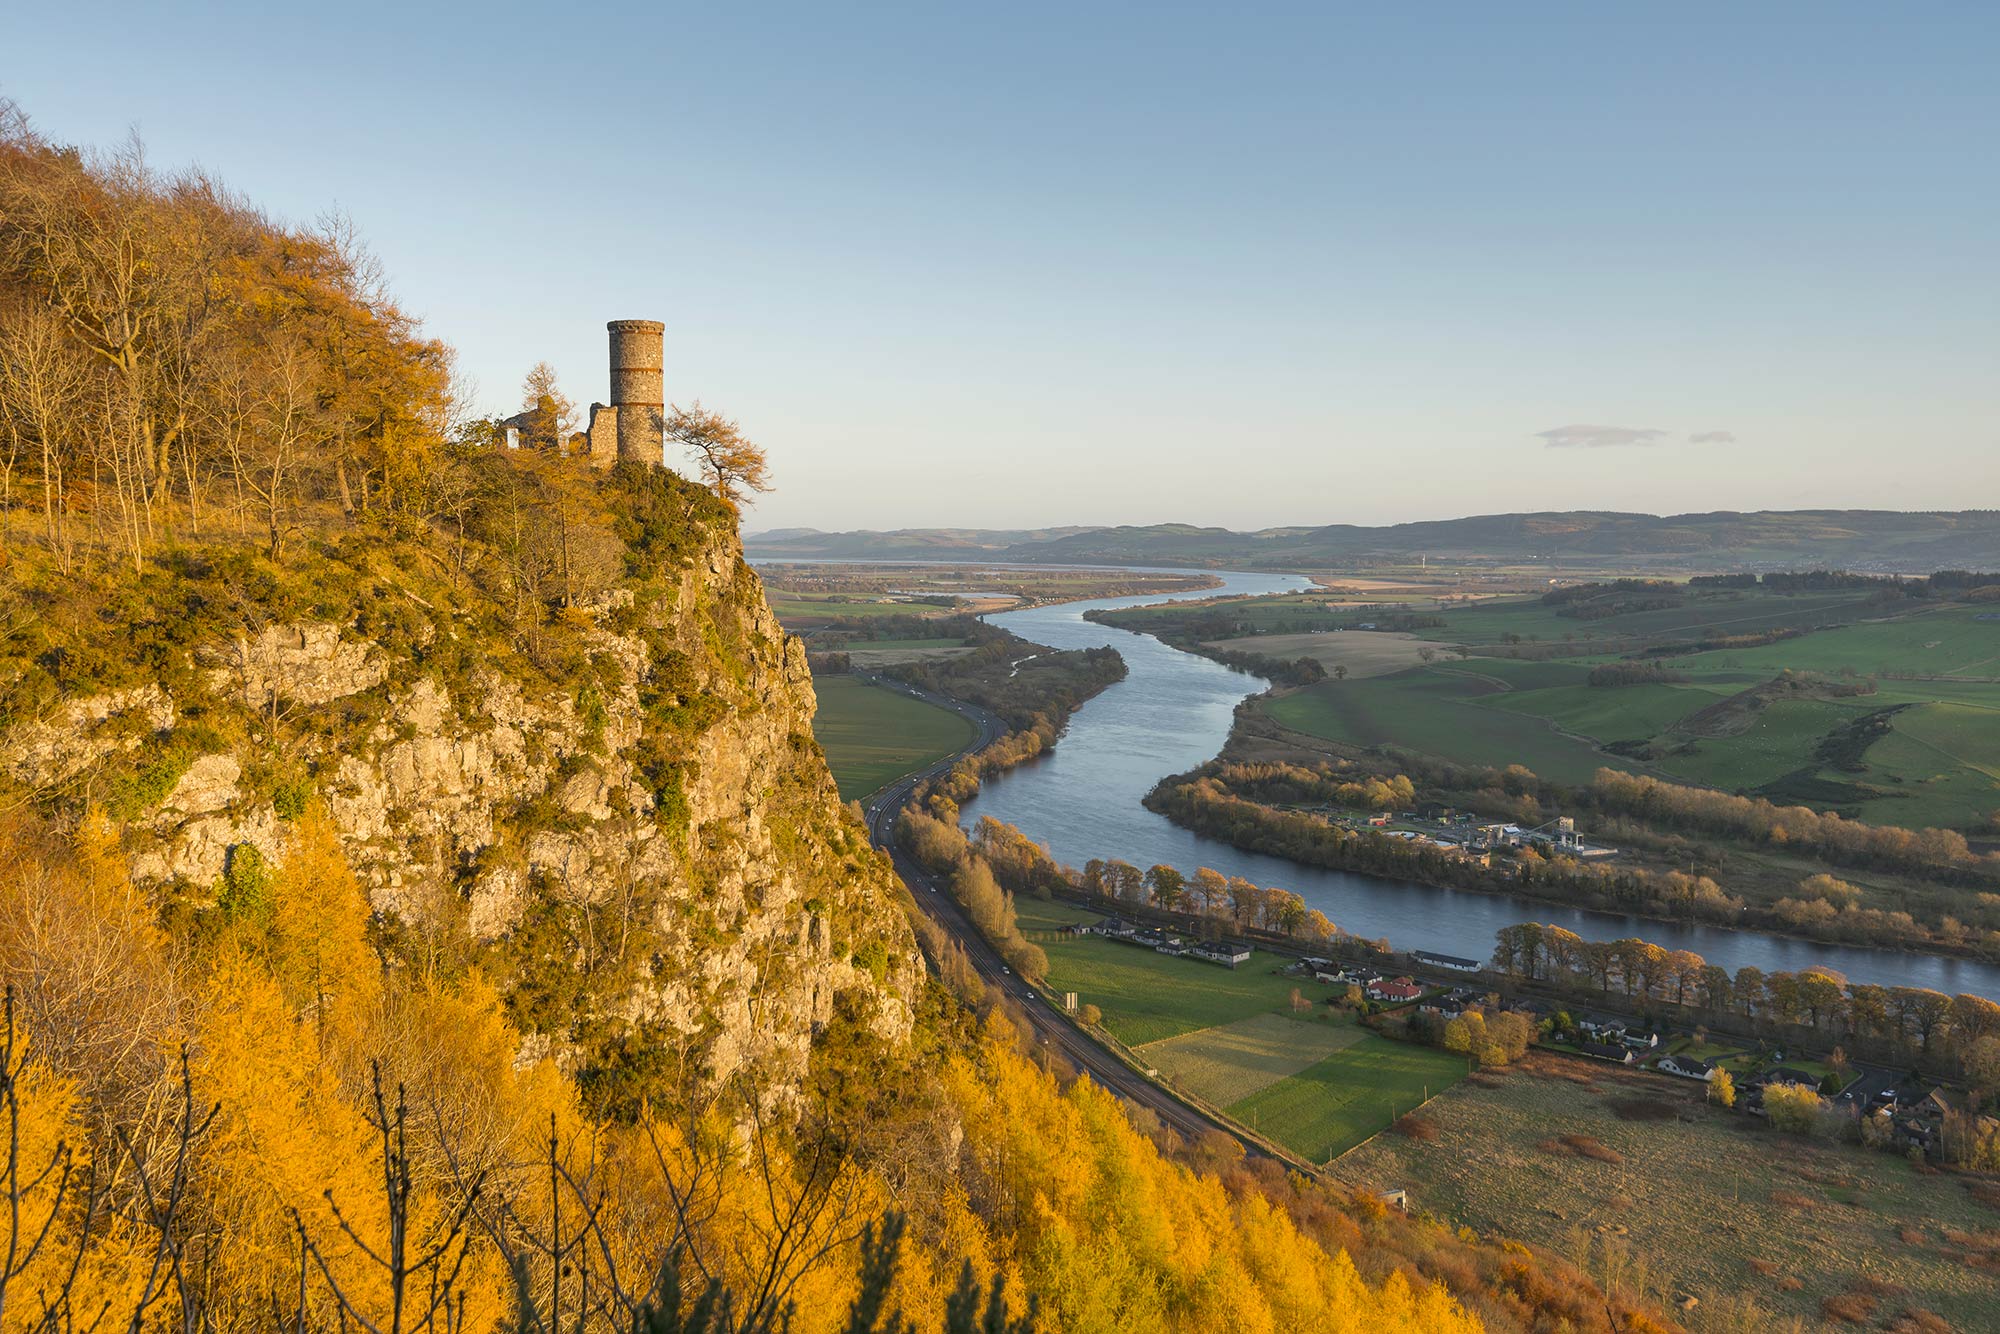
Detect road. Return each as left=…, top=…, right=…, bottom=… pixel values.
left=853, top=672, right=1253, bottom=1152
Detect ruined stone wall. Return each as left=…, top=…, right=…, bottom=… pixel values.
left=584, top=402, right=620, bottom=469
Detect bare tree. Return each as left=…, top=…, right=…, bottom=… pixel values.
left=292, top=1068, right=483, bottom=1334
left=0, top=301, right=91, bottom=565
left=226, top=332, right=330, bottom=561
left=659, top=404, right=772, bottom=508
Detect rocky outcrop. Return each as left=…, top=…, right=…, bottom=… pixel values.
left=3, top=684, right=175, bottom=788
left=2, top=515, right=917, bottom=1096
left=214, top=623, right=390, bottom=709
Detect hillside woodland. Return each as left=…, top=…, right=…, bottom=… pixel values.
left=0, top=103, right=1696, bottom=1332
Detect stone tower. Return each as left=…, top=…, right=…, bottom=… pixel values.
left=607, top=319, right=665, bottom=465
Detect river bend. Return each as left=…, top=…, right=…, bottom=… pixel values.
left=969, top=570, right=2000, bottom=999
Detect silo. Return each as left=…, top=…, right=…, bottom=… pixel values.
left=606, top=319, right=666, bottom=465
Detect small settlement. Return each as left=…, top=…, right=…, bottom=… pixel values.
left=1071, top=916, right=1254, bottom=968
left=1335, top=807, right=1621, bottom=865
left=1064, top=898, right=1992, bottom=1171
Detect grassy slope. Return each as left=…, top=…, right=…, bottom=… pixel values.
left=1337, top=1054, right=2000, bottom=1327
left=809, top=674, right=975, bottom=800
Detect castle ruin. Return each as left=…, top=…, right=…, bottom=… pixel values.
left=590, top=319, right=666, bottom=467
left=500, top=319, right=666, bottom=468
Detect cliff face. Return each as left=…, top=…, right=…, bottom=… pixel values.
left=0, top=473, right=917, bottom=1097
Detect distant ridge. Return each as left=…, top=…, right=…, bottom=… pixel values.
left=743, top=525, right=1099, bottom=559
left=746, top=510, right=2000, bottom=572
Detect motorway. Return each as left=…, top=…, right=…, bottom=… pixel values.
left=853, top=672, right=1253, bottom=1151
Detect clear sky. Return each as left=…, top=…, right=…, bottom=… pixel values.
left=7, top=4, right=1996, bottom=532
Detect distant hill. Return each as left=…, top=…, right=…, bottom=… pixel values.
left=747, top=511, right=2000, bottom=572
left=743, top=525, right=1100, bottom=559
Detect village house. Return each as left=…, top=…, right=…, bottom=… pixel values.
left=1189, top=943, right=1254, bottom=968
left=1413, top=949, right=1481, bottom=973
left=1657, top=1053, right=1716, bottom=1081
left=1367, top=977, right=1423, bottom=1004
left=1575, top=1018, right=1626, bottom=1043
left=1577, top=1041, right=1636, bottom=1064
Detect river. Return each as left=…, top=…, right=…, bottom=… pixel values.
left=971, top=570, right=2000, bottom=999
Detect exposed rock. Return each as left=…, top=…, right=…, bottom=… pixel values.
left=163, top=754, right=242, bottom=816
left=2, top=684, right=175, bottom=787
left=3, top=518, right=917, bottom=1097
left=214, top=622, right=388, bottom=709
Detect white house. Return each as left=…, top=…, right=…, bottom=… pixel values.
left=1657, top=1053, right=1716, bottom=1082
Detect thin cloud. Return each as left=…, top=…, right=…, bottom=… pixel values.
left=1688, top=429, right=1737, bottom=444
left=1537, top=424, right=1670, bottom=449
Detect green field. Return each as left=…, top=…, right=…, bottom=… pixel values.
left=1017, top=903, right=1466, bottom=1163
left=1410, top=589, right=1882, bottom=648
left=1263, top=669, right=1647, bottom=785
left=1228, top=1035, right=1468, bottom=1162
left=1482, top=680, right=1714, bottom=743
left=1137, top=1012, right=1363, bottom=1104
left=1853, top=702, right=2000, bottom=827
left=809, top=674, right=975, bottom=799
left=1030, top=928, right=1315, bottom=1046
left=1239, top=587, right=2000, bottom=826
left=1674, top=608, right=2000, bottom=678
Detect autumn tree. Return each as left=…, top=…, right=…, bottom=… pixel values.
left=1763, top=1084, right=1824, bottom=1136
left=1145, top=864, right=1186, bottom=910
left=519, top=360, right=576, bottom=450
left=661, top=401, right=771, bottom=507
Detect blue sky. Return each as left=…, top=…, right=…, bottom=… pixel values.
left=7, top=4, right=1996, bottom=531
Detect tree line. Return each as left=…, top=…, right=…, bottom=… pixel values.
left=1586, top=769, right=1996, bottom=883
left=0, top=102, right=454, bottom=567
left=1149, top=762, right=2000, bottom=956
left=1216, top=710, right=2000, bottom=947
left=1486, top=922, right=2000, bottom=1098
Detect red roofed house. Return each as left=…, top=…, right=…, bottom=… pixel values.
left=1367, top=977, right=1423, bottom=1004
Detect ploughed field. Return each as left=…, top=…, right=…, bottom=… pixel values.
left=1239, top=591, right=2000, bottom=831
left=1337, top=1053, right=2000, bottom=1329
left=809, top=674, right=975, bottom=799
left=1018, top=901, right=1466, bottom=1164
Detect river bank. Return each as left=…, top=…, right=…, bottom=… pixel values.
left=969, top=571, right=2000, bottom=1000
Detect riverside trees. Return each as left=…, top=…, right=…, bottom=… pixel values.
left=1487, top=921, right=2000, bottom=1106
